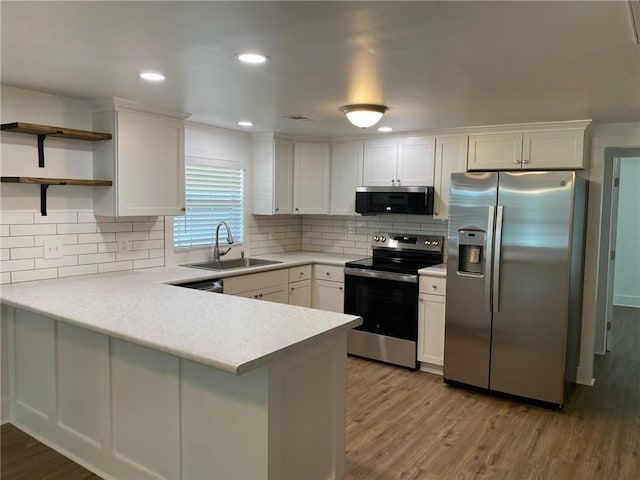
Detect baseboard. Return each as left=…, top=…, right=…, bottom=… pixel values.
left=419, top=362, right=443, bottom=376
left=576, top=376, right=596, bottom=387
left=613, top=295, right=640, bottom=308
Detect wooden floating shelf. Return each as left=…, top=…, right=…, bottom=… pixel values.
left=1, top=176, right=112, bottom=186
left=1, top=177, right=112, bottom=216
left=1, top=122, right=112, bottom=141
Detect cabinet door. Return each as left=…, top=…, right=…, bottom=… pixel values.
left=330, top=142, right=363, bottom=215
left=433, top=135, right=468, bottom=220
left=117, top=109, right=185, bottom=216
left=313, top=280, right=344, bottom=313
left=293, top=142, right=330, bottom=214
left=363, top=138, right=398, bottom=186
left=468, top=132, right=523, bottom=171
left=417, top=293, right=446, bottom=366
left=522, top=129, right=585, bottom=169
left=235, top=284, right=289, bottom=304
left=288, top=279, right=312, bottom=307
left=398, top=136, right=435, bottom=186
left=274, top=138, right=293, bottom=214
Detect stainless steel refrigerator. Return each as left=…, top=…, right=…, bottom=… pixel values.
left=443, top=171, right=588, bottom=407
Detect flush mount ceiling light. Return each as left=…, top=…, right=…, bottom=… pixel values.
left=340, top=104, right=388, bottom=129
left=139, top=72, right=166, bottom=81
left=236, top=52, right=270, bottom=64
left=237, top=121, right=254, bottom=127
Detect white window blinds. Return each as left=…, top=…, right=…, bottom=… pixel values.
left=173, top=164, right=244, bottom=248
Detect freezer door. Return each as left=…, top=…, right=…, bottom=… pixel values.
left=490, top=171, right=575, bottom=404
left=444, top=172, right=498, bottom=388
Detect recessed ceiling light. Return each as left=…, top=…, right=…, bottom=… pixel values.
left=237, top=121, right=254, bottom=127
left=378, top=127, right=393, bottom=133
left=139, top=72, right=166, bottom=81
left=236, top=53, right=269, bottom=64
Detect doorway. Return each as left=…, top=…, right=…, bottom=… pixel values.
left=596, top=147, right=640, bottom=354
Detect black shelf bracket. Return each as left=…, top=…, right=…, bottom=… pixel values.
left=37, top=134, right=48, bottom=168
left=40, top=184, right=50, bottom=216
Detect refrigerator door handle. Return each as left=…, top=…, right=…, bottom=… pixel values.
left=493, top=205, right=504, bottom=313
left=485, top=206, right=495, bottom=313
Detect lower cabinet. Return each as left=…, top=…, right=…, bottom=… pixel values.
left=224, top=269, right=289, bottom=304
left=288, top=280, right=312, bottom=307
left=417, top=275, right=447, bottom=374
left=312, top=265, right=344, bottom=313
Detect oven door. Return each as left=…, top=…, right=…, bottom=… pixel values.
left=344, top=268, right=419, bottom=369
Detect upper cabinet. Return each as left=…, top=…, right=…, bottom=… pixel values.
left=252, top=134, right=293, bottom=215
left=467, top=121, right=590, bottom=171
left=90, top=98, right=189, bottom=217
left=433, top=135, right=468, bottom=220
left=330, top=141, right=363, bottom=215
left=293, top=142, right=330, bottom=214
left=251, top=135, right=330, bottom=215
left=363, top=136, right=435, bottom=187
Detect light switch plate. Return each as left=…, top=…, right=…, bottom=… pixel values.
left=43, top=238, right=63, bottom=259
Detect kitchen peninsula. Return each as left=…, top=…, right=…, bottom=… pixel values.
left=0, top=259, right=362, bottom=480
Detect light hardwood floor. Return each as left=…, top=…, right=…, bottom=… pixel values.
left=1, top=307, right=638, bottom=479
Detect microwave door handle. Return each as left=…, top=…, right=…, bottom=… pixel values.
left=492, top=206, right=504, bottom=313
left=485, top=206, right=495, bottom=313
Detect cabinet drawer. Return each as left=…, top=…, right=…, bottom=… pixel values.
left=224, top=269, right=288, bottom=295
left=289, top=265, right=312, bottom=283
left=419, top=275, right=446, bottom=295
left=234, top=284, right=288, bottom=304
left=313, top=264, right=344, bottom=282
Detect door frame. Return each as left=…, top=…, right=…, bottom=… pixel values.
left=596, top=147, right=640, bottom=354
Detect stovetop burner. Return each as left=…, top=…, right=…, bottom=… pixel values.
left=345, top=232, right=444, bottom=274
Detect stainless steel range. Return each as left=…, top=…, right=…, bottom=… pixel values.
left=344, top=232, right=444, bottom=369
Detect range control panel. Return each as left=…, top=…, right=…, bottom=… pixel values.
left=371, top=232, right=444, bottom=252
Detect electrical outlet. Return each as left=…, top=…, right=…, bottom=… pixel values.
left=43, top=238, right=63, bottom=259
left=117, top=235, right=129, bottom=254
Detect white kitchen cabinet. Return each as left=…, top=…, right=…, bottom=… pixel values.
left=418, top=274, right=447, bottom=374
left=330, top=141, right=363, bottom=215
left=90, top=98, right=188, bottom=217
left=293, top=142, right=330, bottom=214
left=363, top=136, right=435, bottom=187
left=288, top=280, right=312, bottom=307
left=312, top=265, right=344, bottom=313
left=288, top=265, right=312, bottom=307
left=468, top=122, right=589, bottom=171
left=224, top=269, right=289, bottom=304
left=252, top=134, right=294, bottom=215
left=433, top=135, right=468, bottom=220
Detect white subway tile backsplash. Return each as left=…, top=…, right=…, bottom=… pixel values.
left=1, top=258, right=34, bottom=272
left=11, top=268, right=57, bottom=283
left=98, top=261, right=133, bottom=273
left=57, top=223, right=97, bottom=234
left=0, top=212, right=34, bottom=225
left=10, top=246, right=44, bottom=260
left=1, top=209, right=165, bottom=284
left=0, top=236, right=35, bottom=248
left=10, top=224, right=56, bottom=236
left=58, top=264, right=98, bottom=278
left=79, top=253, right=116, bottom=265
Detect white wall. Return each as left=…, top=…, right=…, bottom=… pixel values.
left=613, top=158, right=640, bottom=307
left=578, top=122, right=640, bottom=385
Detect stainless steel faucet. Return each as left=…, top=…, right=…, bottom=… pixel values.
left=213, top=221, right=234, bottom=261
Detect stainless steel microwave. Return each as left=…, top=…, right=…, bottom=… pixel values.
left=355, top=186, right=434, bottom=215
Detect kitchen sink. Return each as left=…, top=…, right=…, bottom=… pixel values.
left=181, top=258, right=283, bottom=271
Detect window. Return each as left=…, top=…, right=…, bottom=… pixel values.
left=173, top=163, right=244, bottom=248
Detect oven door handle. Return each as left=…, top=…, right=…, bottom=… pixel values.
left=344, top=267, right=418, bottom=283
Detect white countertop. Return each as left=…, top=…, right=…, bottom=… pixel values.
left=0, top=252, right=363, bottom=375
left=418, top=263, right=447, bottom=277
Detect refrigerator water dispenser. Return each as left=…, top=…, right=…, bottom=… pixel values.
left=458, top=229, right=485, bottom=275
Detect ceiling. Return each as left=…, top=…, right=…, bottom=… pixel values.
left=1, top=1, right=639, bottom=137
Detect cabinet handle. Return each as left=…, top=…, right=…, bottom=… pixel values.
left=391, top=179, right=395, bottom=185
left=434, top=212, right=439, bottom=216
left=397, top=179, right=401, bottom=185
left=522, top=159, right=529, bottom=164
left=275, top=208, right=280, bottom=211
left=295, top=207, right=299, bottom=211
left=339, top=287, right=343, bottom=291
left=180, top=207, right=186, bottom=212
left=419, top=297, right=424, bottom=302
left=432, top=284, right=437, bottom=289
left=514, top=159, right=521, bottom=164
left=326, top=272, right=331, bottom=276
left=290, top=287, right=294, bottom=292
